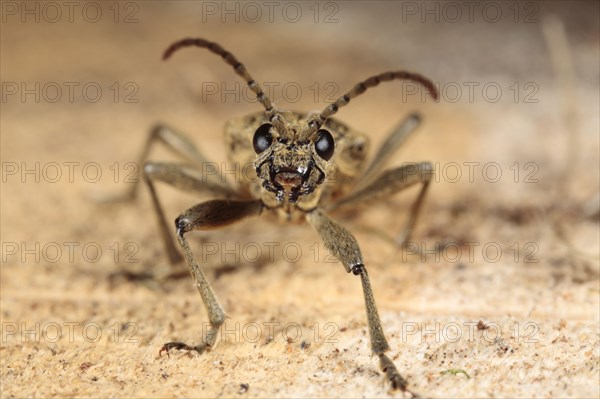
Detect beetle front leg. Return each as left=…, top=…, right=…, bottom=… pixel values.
left=160, top=199, right=263, bottom=356
left=306, top=208, right=419, bottom=397
left=143, top=162, right=239, bottom=265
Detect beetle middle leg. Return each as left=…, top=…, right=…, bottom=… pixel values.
left=160, top=199, right=263, bottom=356
left=112, top=123, right=230, bottom=201
left=328, top=162, right=434, bottom=246
left=306, top=208, right=419, bottom=396
left=358, top=112, right=422, bottom=188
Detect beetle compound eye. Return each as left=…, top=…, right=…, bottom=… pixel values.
left=253, top=123, right=273, bottom=153
left=314, top=129, right=335, bottom=160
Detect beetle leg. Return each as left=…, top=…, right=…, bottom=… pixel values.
left=142, top=162, right=240, bottom=265
left=160, top=199, right=263, bottom=356
left=357, top=113, right=422, bottom=188
left=99, top=123, right=232, bottom=202
left=328, top=162, right=433, bottom=246
left=306, top=209, right=419, bottom=397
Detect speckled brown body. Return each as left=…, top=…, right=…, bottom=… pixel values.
left=118, top=38, right=439, bottom=397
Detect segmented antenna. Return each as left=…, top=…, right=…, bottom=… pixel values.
left=163, top=38, right=286, bottom=132
left=302, top=71, right=439, bottom=139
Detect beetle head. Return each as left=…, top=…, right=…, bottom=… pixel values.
left=252, top=119, right=335, bottom=204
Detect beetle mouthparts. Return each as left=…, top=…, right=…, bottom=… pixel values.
left=274, top=172, right=303, bottom=187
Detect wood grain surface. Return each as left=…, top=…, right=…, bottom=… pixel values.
left=1, top=1, right=598, bottom=397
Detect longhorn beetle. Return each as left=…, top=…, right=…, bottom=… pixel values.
left=119, top=38, right=438, bottom=396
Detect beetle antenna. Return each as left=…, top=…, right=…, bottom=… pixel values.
left=163, top=38, right=286, bottom=132
left=302, top=71, right=439, bottom=139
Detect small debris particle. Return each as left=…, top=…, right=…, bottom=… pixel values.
left=477, top=320, right=488, bottom=330
left=552, top=335, right=567, bottom=343
left=494, top=337, right=513, bottom=356
left=440, top=369, right=470, bottom=379
left=239, top=383, right=249, bottom=394
left=300, top=340, right=310, bottom=350
left=79, top=362, right=93, bottom=372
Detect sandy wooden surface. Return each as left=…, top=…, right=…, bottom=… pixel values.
left=1, top=1, right=599, bottom=398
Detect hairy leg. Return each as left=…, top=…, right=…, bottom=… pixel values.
left=306, top=209, right=419, bottom=396
left=161, top=199, right=263, bottom=355
left=328, top=162, right=433, bottom=245
left=358, top=113, right=422, bottom=188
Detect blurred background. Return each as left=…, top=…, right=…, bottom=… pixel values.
left=1, top=1, right=598, bottom=397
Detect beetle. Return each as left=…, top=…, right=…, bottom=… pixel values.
left=118, top=38, right=438, bottom=396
